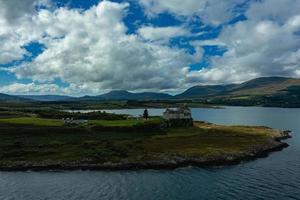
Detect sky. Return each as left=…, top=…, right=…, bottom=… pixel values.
left=0, top=0, right=300, bottom=96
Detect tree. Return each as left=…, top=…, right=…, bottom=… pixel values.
left=143, top=109, right=149, bottom=119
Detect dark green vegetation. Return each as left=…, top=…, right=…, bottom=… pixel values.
left=0, top=109, right=127, bottom=120
left=18, top=95, right=72, bottom=102
left=0, top=99, right=217, bottom=113
left=79, top=90, right=172, bottom=101
left=0, top=93, right=31, bottom=103
left=1, top=77, right=300, bottom=108
left=0, top=111, right=288, bottom=170
left=0, top=117, right=64, bottom=127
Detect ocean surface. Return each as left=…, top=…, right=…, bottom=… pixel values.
left=1, top=107, right=300, bottom=200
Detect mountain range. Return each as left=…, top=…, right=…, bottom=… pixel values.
left=77, top=90, right=172, bottom=101
left=177, top=76, right=300, bottom=98
left=1, top=77, right=300, bottom=103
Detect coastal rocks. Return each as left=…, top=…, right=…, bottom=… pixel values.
left=279, top=130, right=292, bottom=140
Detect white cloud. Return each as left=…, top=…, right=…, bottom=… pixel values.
left=138, top=0, right=246, bottom=26
left=192, top=39, right=225, bottom=47
left=0, top=82, right=63, bottom=95
left=1, top=0, right=300, bottom=95
left=0, top=0, right=51, bottom=64
left=6, top=1, right=199, bottom=93
left=190, top=0, right=300, bottom=84
left=138, top=26, right=189, bottom=42
left=246, top=0, right=300, bottom=23
left=0, top=0, right=49, bottom=23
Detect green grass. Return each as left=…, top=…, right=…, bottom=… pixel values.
left=0, top=121, right=281, bottom=166
left=0, top=116, right=162, bottom=128
left=88, top=119, right=143, bottom=127
left=230, top=96, right=251, bottom=100
left=0, top=117, right=64, bottom=127
left=88, top=117, right=162, bottom=127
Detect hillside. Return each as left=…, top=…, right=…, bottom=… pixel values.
left=0, top=93, right=31, bottom=103
left=177, top=77, right=300, bottom=98
left=1, top=77, right=299, bottom=107
left=227, top=77, right=300, bottom=96
left=0, top=118, right=290, bottom=170
left=79, top=90, right=172, bottom=101
left=18, top=95, right=73, bottom=102
left=176, top=84, right=236, bottom=98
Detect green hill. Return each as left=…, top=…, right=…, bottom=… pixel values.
left=79, top=90, right=172, bottom=101
left=176, top=84, right=236, bottom=98
left=227, top=77, right=300, bottom=96
left=0, top=93, right=31, bottom=103
left=177, top=77, right=300, bottom=98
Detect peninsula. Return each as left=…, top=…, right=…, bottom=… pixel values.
left=0, top=108, right=291, bottom=171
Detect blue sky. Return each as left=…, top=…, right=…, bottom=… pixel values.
left=0, top=0, right=299, bottom=95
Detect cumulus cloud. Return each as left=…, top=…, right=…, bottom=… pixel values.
left=7, top=1, right=199, bottom=93
left=138, top=0, right=246, bottom=26
left=138, top=26, right=189, bottom=42
left=190, top=0, right=300, bottom=84
left=0, top=0, right=51, bottom=64
left=246, top=0, right=300, bottom=23
left=1, top=0, right=300, bottom=95
left=0, top=0, right=51, bottom=23
left=0, top=82, right=63, bottom=95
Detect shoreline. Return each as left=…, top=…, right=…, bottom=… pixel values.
left=0, top=132, right=291, bottom=172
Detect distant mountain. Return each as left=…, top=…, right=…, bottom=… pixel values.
left=18, top=95, right=73, bottom=102
left=0, top=93, right=31, bottom=102
left=176, top=77, right=300, bottom=99
left=78, top=77, right=300, bottom=101
left=176, top=84, right=236, bottom=98
left=99, top=90, right=134, bottom=100
left=78, top=90, right=172, bottom=101
left=227, top=77, right=300, bottom=96
left=1, top=77, right=299, bottom=104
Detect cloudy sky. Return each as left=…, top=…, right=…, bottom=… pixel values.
left=0, top=0, right=300, bottom=95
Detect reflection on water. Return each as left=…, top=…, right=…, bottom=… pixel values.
left=1, top=107, right=300, bottom=200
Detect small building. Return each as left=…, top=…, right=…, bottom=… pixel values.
left=126, top=115, right=143, bottom=120
left=63, top=118, right=88, bottom=125
left=163, top=105, right=192, bottom=120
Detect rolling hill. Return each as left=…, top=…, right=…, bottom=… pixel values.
left=176, top=77, right=300, bottom=99
left=79, top=90, right=173, bottom=101
left=0, top=93, right=31, bottom=103
left=1, top=77, right=299, bottom=107
left=176, top=84, right=236, bottom=98
left=226, top=77, right=300, bottom=96
left=18, top=95, right=73, bottom=102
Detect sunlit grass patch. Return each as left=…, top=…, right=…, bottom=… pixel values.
left=0, top=117, right=64, bottom=127
left=88, top=117, right=162, bottom=127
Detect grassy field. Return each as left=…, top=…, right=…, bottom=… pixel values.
left=88, top=118, right=161, bottom=127
left=0, top=117, right=64, bottom=127
left=0, top=121, right=282, bottom=167
left=0, top=116, right=162, bottom=128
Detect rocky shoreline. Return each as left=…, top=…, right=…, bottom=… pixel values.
left=0, top=130, right=291, bottom=172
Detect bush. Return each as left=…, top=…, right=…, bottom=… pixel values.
left=165, top=119, right=193, bottom=128
left=36, top=110, right=127, bottom=120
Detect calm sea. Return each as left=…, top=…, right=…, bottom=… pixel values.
left=1, top=107, right=299, bottom=200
